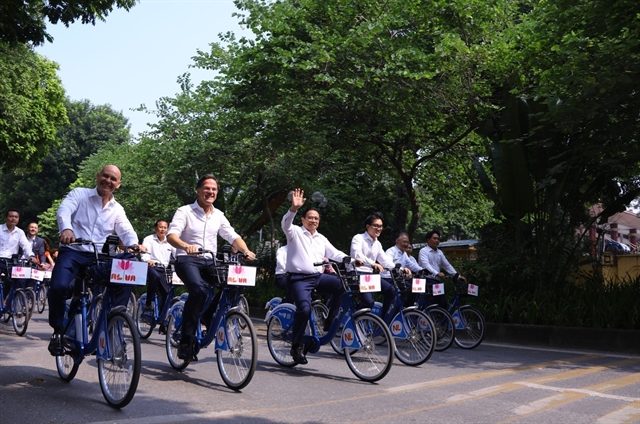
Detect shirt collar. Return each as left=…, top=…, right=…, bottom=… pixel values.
left=1, top=224, right=16, bottom=233
left=362, top=231, right=376, bottom=243
left=301, top=225, right=319, bottom=238
left=190, top=200, right=215, bottom=216
left=91, top=186, right=115, bottom=207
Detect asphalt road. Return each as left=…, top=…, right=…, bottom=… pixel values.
left=1, top=309, right=639, bottom=424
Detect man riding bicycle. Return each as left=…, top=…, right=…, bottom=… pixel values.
left=1, top=209, right=35, bottom=302
left=167, top=174, right=255, bottom=363
left=281, top=188, right=363, bottom=365
left=47, top=165, right=144, bottom=356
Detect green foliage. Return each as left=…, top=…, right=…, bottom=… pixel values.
left=0, top=43, right=67, bottom=173
left=0, top=98, right=130, bottom=225
left=0, top=0, right=137, bottom=45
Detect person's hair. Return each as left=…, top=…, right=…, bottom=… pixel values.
left=44, top=240, right=50, bottom=251
left=302, top=207, right=321, bottom=219
left=364, top=212, right=384, bottom=226
left=396, top=232, right=409, bottom=241
left=5, top=209, right=19, bottom=217
left=196, top=174, right=218, bottom=189
left=426, top=230, right=441, bottom=240
left=154, top=219, right=169, bottom=228
left=28, top=221, right=38, bottom=226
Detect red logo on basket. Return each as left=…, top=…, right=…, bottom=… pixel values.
left=364, top=275, right=371, bottom=282
left=234, top=266, right=243, bottom=274
left=117, top=260, right=133, bottom=271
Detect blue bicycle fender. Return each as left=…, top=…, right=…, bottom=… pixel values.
left=371, top=301, right=383, bottom=317
left=451, top=309, right=464, bottom=330
left=267, top=303, right=296, bottom=328
left=168, top=301, right=184, bottom=328
left=341, top=316, right=363, bottom=350
left=264, top=297, right=283, bottom=321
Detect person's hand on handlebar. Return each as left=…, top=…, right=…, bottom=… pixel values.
left=59, top=229, right=76, bottom=245
left=371, top=263, right=385, bottom=273
left=242, top=250, right=257, bottom=261
left=353, top=258, right=364, bottom=267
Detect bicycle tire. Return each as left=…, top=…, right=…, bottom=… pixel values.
left=393, top=310, right=435, bottom=366
left=135, top=297, right=154, bottom=340
left=36, top=284, right=47, bottom=313
left=237, top=295, right=249, bottom=329
left=12, top=290, right=29, bottom=336
left=312, top=301, right=329, bottom=338
left=344, top=313, right=394, bottom=382
left=88, top=295, right=103, bottom=336
left=24, top=287, right=36, bottom=318
left=126, top=292, right=136, bottom=317
left=56, top=319, right=81, bottom=382
left=453, top=306, right=485, bottom=349
left=216, top=311, right=257, bottom=390
left=97, top=311, right=141, bottom=408
left=427, top=306, right=454, bottom=351
left=266, top=316, right=296, bottom=367
left=166, top=315, right=188, bottom=371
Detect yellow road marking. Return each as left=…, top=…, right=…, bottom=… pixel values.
left=597, top=402, right=640, bottom=424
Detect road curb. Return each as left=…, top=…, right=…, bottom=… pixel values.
left=485, top=323, right=640, bottom=354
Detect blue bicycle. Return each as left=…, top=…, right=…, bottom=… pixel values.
left=165, top=248, right=258, bottom=390
left=416, top=273, right=484, bottom=349
left=54, top=240, right=142, bottom=408
left=135, top=262, right=179, bottom=338
left=0, top=257, right=30, bottom=336
left=266, top=257, right=395, bottom=382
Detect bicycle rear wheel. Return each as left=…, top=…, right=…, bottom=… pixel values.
left=97, top=311, right=141, bottom=408
left=56, top=320, right=81, bottom=382
left=394, top=310, right=435, bottom=366
left=453, top=306, right=485, bottom=349
left=216, top=311, right=257, bottom=390
left=427, top=306, right=454, bottom=351
left=266, top=316, right=296, bottom=367
left=11, top=291, right=29, bottom=336
left=135, top=297, right=154, bottom=339
left=166, top=315, right=189, bottom=371
left=344, top=313, right=394, bottom=382
left=36, top=285, right=47, bottom=313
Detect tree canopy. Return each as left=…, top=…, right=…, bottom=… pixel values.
left=0, top=0, right=137, bottom=45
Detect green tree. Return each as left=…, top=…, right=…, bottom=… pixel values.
left=191, top=0, right=514, bottom=238
left=0, top=43, right=67, bottom=173
left=0, top=0, right=137, bottom=45
left=0, top=98, right=130, bottom=225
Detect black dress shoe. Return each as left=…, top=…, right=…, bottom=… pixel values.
left=290, top=343, right=308, bottom=365
left=158, top=324, right=167, bottom=335
left=48, top=334, right=64, bottom=356
left=178, top=343, right=198, bottom=362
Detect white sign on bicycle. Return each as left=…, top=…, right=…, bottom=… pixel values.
left=109, top=259, right=148, bottom=286
left=11, top=267, right=31, bottom=279
left=171, top=272, right=184, bottom=285
left=227, top=265, right=257, bottom=286
left=31, top=268, right=45, bottom=281
left=468, top=284, right=479, bottom=296
left=359, top=274, right=381, bottom=292
left=432, top=283, right=445, bottom=296
left=412, top=278, right=426, bottom=293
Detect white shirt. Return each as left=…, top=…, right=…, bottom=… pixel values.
left=56, top=187, right=138, bottom=252
left=281, top=209, right=347, bottom=274
left=418, top=246, right=456, bottom=278
left=275, top=245, right=287, bottom=275
left=168, top=201, right=240, bottom=257
left=0, top=224, right=33, bottom=259
left=350, top=232, right=395, bottom=273
left=385, top=245, right=422, bottom=273
left=141, top=234, right=176, bottom=265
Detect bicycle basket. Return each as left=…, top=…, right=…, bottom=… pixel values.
left=452, top=274, right=470, bottom=296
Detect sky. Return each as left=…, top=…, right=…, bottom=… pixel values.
left=37, top=0, right=246, bottom=138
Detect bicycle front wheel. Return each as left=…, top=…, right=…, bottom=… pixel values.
left=217, top=311, right=257, bottom=390
left=427, top=306, right=454, bottom=351
left=11, top=291, right=29, bottom=336
left=344, top=313, right=394, bottom=382
left=266, top=316, right=296, bottom=367
left=453, top=306, right=485, bottom=349
left=135, top=299, right=154, bottom=340
left=36, top=285, right=47, bottom=313
left=394, top=310, right=435, bottom=366
left=126, top=292, right=136, bottom=317
left=24, top=288, right=36, bottom=318
left=166, top=315, right=188, bottom=371
left=97, top=311, right=141, bottom=408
